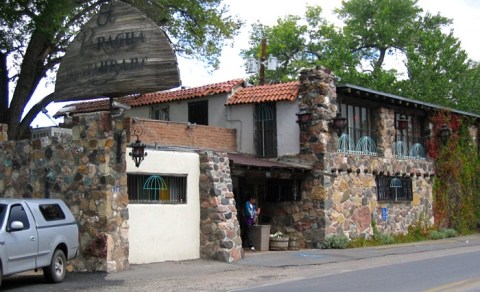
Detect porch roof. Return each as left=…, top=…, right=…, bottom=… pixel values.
left=228, top=153, right=311, bottom=172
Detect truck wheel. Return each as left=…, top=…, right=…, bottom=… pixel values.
left=44, top=249, right=66, bottom=283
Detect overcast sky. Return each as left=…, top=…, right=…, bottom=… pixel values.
left=32, top=0, right=480, bottom=127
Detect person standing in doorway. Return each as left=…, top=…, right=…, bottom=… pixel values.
left=244, top=195, right=260, bottom=251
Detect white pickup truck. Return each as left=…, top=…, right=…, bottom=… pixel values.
left=0, top=198, right=79, bottom=287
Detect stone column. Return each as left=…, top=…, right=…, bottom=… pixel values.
left=199, top=151, right=243, bottom=262
left=68, top=112, right=129, bottom=272
left=297, top=66, right=338, bottom=247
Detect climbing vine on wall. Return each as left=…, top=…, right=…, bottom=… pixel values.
left=428, top=111, right=480, bottom=233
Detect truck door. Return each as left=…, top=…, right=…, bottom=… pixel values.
left=4, top=204, right=38, bottom=275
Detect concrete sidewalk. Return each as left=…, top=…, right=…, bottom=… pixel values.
left=237, top=233, right=480, bottom=268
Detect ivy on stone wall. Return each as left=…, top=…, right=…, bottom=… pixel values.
left=429, top=112, right=480, bottom=233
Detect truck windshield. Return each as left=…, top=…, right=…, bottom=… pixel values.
left=0, top=204, right=6, bottom=229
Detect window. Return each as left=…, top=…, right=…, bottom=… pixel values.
left=128, top=174, right=187, bottom=204
left=188, top=100, right=208, bottom=125
left=394, top=113, right=426, bottom=159
left=255, top=103, right=277, bottom=157
left=265, top=179, right=301, bottom=202
left=7, top=204, right=30, bottom=231
left=376, top=175, right=413, bottom=202
left=150, top=105, right=169, bottom=121
left=39, top=204, right=66, bottom=221
left=338, top=103, right=377, bottom=155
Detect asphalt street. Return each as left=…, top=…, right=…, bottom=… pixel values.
left=3, top=234, right=480, bottom=291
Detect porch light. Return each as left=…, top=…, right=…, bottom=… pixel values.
left=439, top=124, right=451, bottom=144
left=129, top=137, right=147, bottom=168
left=397, top=115, right=408, bottom=131
left=296, top=107, right=312, bottom=130
left=331, top=112, right=347, bottom=137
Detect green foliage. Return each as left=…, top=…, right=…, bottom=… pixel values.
left=322, top=234, right=349, bottom=249
left=431, top=112, right=480, bottom=233
left=429, top=230, right=446, bottom=240
left=1, top=0, right=242, bottom=139
left=242, top=0, right=480, bottom=115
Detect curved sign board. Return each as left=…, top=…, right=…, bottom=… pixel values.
left=55, top=0, right=181, bottom=101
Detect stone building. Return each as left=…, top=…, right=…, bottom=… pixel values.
left=1, top=67, right=479, bottom=271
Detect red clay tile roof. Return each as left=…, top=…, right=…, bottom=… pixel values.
left=54, top=79, right=245, bottom=116
left=226, top=81, right=300, bottom=105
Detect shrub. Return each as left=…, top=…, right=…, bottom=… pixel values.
left=441, top=228, right=458, bottom=238
left=429, top=230, right=446, bottom=240
left=377, top=233, right=395, bottom=245
left=322, top=234, right=349, bottom=249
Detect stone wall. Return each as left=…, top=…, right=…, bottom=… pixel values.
left=0, top=113, right=129, bottom=272
left=199, top=151, right=243, bottom=262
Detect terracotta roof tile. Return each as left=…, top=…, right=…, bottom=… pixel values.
left=226, top=81, right=300, bottom=105
left=55, top=79, right=245, bottom=116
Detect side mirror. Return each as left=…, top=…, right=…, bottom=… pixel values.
left=9, top=221, right=24, bottom=232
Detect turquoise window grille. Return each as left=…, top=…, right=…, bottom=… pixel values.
left=127, top=174, right=187, bottom=204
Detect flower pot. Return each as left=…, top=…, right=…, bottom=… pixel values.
left=269, top=237, right=289, bottom=251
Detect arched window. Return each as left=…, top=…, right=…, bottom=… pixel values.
left=255, top=103, right=277, bottom=157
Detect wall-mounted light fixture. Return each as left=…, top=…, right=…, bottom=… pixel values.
left=129, top=137, right=147, bottom=168
left=397, top=115, right=408, bottom=132
left=438, top=123, right=451, bottom=145
left=296, top=107, right=312, bottom=130
left=331, top=112, right=347, bottom=137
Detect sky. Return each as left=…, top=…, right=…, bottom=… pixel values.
left=30, top=0, right=480, bottom=128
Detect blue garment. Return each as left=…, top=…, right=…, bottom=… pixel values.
left=244, top=201, right=256, bottom=219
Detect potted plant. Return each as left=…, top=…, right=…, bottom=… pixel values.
left=269, top=232, right=289, bottom=251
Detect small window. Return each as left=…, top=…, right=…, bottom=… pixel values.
left=376, top=175, right=413, bottom=202
left=39, top=204, right=66, bottom=221
left=265, top=179, right=301, bottom=202
left=188, top=100, right=208, bottom=125
left=8, top=205, right=30, bottom=230
left=128, top=174, right=187, bottom=204
left=151, top=105, right=169, bottom=121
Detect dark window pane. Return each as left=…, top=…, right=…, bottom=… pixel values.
left=188, top=101, right=208, bottom=125
left=39, top=204, right=66, bottom=221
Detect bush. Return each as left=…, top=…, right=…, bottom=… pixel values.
left=441, top=228, right=458, bottom=238
left=377, top=233, right=395, bottom=245
left=429, top=230, right=446, bottom=240
left=322, top=234, right=349, bottom=249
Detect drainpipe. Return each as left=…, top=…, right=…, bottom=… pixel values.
left=225, top=106, right=243, bottom=152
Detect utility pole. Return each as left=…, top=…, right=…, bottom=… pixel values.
left=259, top=38, right=266, bottom=85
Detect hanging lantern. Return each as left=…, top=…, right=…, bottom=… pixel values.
left=331, top=112, right=347, bottom=137
left=397, top=115, right=408, bottom=131
left=439, top=124, right=451, bottom=144
left=129, top=138, right=147, bottom=167
left=296, top=107, right=312, bottom=130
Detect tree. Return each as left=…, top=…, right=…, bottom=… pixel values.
left=0, top=0, right=242, bottom=140
left=242, top=0, right=480, bottom=113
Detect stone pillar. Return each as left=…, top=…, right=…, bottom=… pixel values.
left=376, top=107, right=395, bottom=158
left=0, top=123, right=7, bottom=141
left=68, top=112, right=129, bottom=272
left=199, top=151, right=243, bottom=262
left=296, top=66, right=338, bottom=247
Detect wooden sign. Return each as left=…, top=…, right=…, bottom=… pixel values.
left=55, top=0, right=181, bottom=101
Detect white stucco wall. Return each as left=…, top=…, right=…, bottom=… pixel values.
left=126, top=150, right=200, bottom=264
left=277, top=101, right=300, bottom=156
left=226, top=104, right=255, bottom=154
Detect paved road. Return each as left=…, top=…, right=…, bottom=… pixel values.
left=2, top=234, right=480, bottom=291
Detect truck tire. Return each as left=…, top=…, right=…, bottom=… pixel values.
left=43, top=249, right=66, bottom=283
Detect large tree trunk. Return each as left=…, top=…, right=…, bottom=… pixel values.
left=8, top=30, right=52, bottom=140
left=0, top=52, right=8, bottom=124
